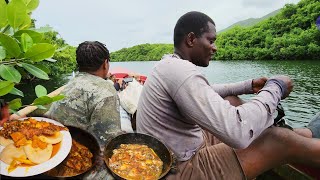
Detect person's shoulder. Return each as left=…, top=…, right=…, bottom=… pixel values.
left=65, top=74, right=117, bottom=96
left=156, top=55, right=198, bottom=77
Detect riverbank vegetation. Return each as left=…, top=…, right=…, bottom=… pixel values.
left=110, top=0, right=319, bottom=61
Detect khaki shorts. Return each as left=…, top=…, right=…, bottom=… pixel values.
left=165, top=131, right=245, bottom=180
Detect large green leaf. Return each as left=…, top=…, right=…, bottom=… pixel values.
left=0, top=64, right=21, bottom=83
left=32, top=96, right=52, bottom=105
left=9, top=87, right=24, bottom=97
left=24, top=43, right=56, bottom=62
left=25, top=0, right=39, bottom=12
left=21, top=33, right=33, bottom=52
left=8, top=98, right=22, bottom=110
left=7, top=0, right=27, bottom=29
left=0, top=33, right=21, bottom=58
left=0, top=46, right=6, bottom=60
left=0, top=0, right=8, bottom=29
left=19, top=14, right=31, bottom=29
left=14, top=30, right=43, bottom=43
left=35, top=84, right=47, bottom=97
left=33, top=64, right=50, bottom=74
left=51, top=94, right=65, bottom=102
left=21, top=63, right=49, bottom=80
left=0, top=80, right=15, bottom=96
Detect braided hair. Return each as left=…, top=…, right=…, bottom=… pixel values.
left=76, top=41, right=110, bottom=72
left=174, top=11, right=215, bottom=48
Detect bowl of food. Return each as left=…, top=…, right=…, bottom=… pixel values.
left=45, top=125, right=100, bottom=178
left=0, top=117, right=72, bottom=177
left=104, top=133, right=174, bottom=180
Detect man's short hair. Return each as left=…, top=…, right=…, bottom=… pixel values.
left=76, top=41, right=110, bottom=72
left=174, top=11, right=215, bottom=48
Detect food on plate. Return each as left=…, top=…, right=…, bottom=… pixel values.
left=109, top=144, right=163, bottom=180
left=39, top=131, right=63, bottom=144
left=0, top=136, right=13, bottom=146
left=0, top=144, right=26, bottom=164
left=46, top=139, right=93, bottom=177
left=0, top=117, right=68, bottom=172
left=23, top=143, right=53, bottom=164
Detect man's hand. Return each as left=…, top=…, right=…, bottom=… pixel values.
left=252, top=77, right=268, bottom=93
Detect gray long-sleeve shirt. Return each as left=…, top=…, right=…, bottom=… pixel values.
left=137, top=55, right=282, bottom=161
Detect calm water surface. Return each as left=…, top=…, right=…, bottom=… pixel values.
left=10, top=60, right=320, bottom=128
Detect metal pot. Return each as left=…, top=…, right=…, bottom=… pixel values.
left=104, top=133, right=175, bottom=179
left=45, top=126, right=100, bottom=178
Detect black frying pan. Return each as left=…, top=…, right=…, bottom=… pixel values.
left=104, top=133, right=174, bottom=180
left=45, top=126, right=100, bottom=178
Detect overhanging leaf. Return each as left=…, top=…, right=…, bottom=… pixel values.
left=33, top=64, right=50, bottom=74
left=0, top=0, right=8, bottom=29
left=51, top=94, right=65, bottom=102
left=21, top=63, right=49, bottom=80
left=0, top=80, right=15, bottom=96
left=0, top=33, right=21, bottom=58
left=21, top=33, right=33, bottom=52
left=32, top=96, right=52, bottom=105
left=7, top=0, right=27, bottom=29
left=19, top=14, right=31, bottom=29
left=35, top=84, right=47, bottom=97
left=0, top=46, right=6, bottom=60
left=24, top=43, right=56, bottom=62
left=8, top=98, right=22, bottom=110
left=0, top=64, right=21, bottom=83
left=14, top=30, right=43, bottom=43
left=26, top=0, right=39, bottom=12
left=9, top=87, right=24, bottom=97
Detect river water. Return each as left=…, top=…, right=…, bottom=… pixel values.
left=8, top=60, right=320, bottom=128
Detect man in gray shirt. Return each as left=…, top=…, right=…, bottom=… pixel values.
left=137, top=11, right=320, bottom=179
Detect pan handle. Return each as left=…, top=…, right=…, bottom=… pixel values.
left=170, top=152, right=178, bottom=174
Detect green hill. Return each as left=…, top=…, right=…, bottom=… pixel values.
left=218, top=9, right=281, bottom=33
left=111, top=0, right=320, bottom=61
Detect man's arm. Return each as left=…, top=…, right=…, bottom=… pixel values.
left=88, top=95, right=122, bottom=144
left=211, top=77, right=267, bottom=98
left=173, top=75, right=291, bottom=149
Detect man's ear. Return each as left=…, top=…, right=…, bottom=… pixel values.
left=103, top=59, right=109, bottom=69
left=186, top=32, right=196, bottom=47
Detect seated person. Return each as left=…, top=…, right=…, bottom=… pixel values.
left=137, top=11, right=320, bottom=180
left=45, top=41, right=122, bottom=143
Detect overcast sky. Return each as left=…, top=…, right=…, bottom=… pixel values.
left=32, top=0, right=301, bottom=52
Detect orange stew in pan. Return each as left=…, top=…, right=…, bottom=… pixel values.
left=109, top=144, right=163, bottom=180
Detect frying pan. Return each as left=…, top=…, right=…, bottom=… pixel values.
left=104, top=133, right=175, bottom=179
left=45, top=126, right=100, bottom=178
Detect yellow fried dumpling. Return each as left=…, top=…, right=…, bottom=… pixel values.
left=23, top=143, right=53, bottom=164
left=38, top=131, right=62, bottom=144
left=0, top=136, right=14, bottom=147
left=0, top=144, right=26, bottom=164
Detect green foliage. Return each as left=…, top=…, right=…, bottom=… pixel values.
left=0, top=0, right=64, bottom=112
left=41, top=31, right=77, bottom=76
left=110, top=43, right=173, bottom=61
left=214, top=0, right=320, bottom=60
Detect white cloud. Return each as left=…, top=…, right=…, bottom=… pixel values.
left=32, top=0, right=301, bottom=52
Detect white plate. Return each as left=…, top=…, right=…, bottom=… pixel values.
left=0, top=117, right=72, bottom=177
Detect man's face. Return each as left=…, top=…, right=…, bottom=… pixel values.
left=191, top=22, right=217, bottom=67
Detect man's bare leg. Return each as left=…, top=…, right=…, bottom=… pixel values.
left=224, top=96, right=320, bottom=179
left=235, top=127, right=320, bottom=179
